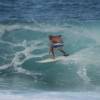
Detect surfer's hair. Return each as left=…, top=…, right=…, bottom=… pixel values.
left=48, top=35, right=62, bottom=40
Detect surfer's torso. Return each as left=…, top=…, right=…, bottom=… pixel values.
left=49, top=35, right=63, bottom=48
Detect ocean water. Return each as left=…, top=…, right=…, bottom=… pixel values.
left=0, top=0, right=100, bottom=100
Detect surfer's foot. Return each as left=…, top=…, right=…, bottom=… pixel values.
left=63, top=54, right=69, bottom=56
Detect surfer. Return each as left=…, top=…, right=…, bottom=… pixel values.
left=49, top=35, right=69, bottom=58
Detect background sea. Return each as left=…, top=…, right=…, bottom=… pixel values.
left=0, top=0, right=100, bottom=100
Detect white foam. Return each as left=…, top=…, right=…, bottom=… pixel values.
left=77, top=65, right=90, bottom=84
left=0, top=23, right=66, bottom=37
left=0, top=64, right=11, bottom=70
left=0, top=22, right=100, bottom=44
left=15, top=67, right=42, bottom=77
left=0, top=39, right=47, bottom=77
left=0, top=91, right=100, bottom=100
left=11, top=40, right=47, bottom=66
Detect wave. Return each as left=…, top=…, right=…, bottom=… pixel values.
left=0, top=22, right=100, bottom=90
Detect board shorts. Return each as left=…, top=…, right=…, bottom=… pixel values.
left=52, top=43, right=63, bottom=48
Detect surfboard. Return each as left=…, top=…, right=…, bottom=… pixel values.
left=37, top=56, right=66, bottom=63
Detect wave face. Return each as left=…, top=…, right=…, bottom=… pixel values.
left=0, top=21, right=100, bottom=92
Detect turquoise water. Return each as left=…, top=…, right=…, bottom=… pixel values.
left=0, top=0, right=100, bottom=99
left=0, top=21, right=100, bottom=99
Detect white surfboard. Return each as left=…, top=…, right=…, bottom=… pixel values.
left=37, top=56, right=66, bottom=63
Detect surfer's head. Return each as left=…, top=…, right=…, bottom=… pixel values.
left=49, top=35, right=62, bottom=40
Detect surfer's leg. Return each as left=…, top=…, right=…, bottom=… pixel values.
left=51, top=47, right=55, bottom=58
left=59, top=47, right=69, bottom=56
